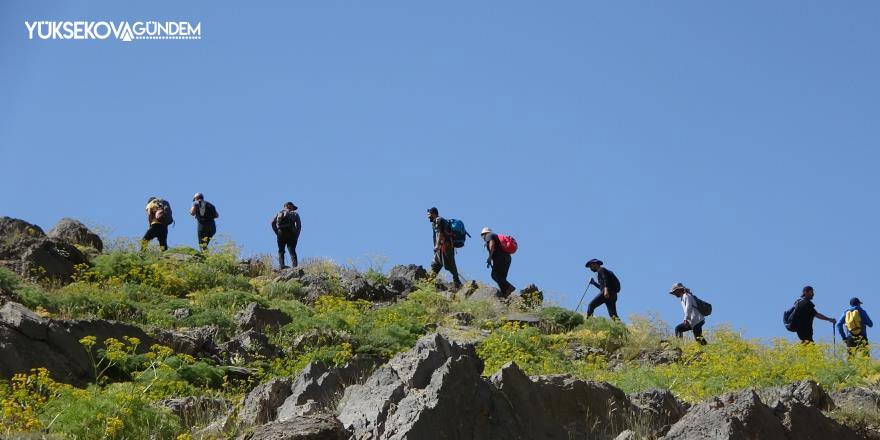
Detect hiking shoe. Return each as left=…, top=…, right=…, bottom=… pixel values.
left=453, top=281, right=463, bottom=290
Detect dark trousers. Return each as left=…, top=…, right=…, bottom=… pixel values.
left=586, top=291, right=619, bottom=319
left=846, top=335, right=869, bottom=355
left=431, top=246, right=460, bottom=285
left=197, top=222, right=216, bottom=250
left=277, top=229, right=299, bottom=267
left=797, top=327, right=814, bottom=343
left=675, top=321, right=707, bottom=345
left=142, top=223, right=168, bottom=251
left=490, top=252, right=515, bottom=296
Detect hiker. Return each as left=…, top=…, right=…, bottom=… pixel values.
left=480, top=227, right=516, bottom=297
left=427, top=207, right=462, bottom=289
left=189, top=193, right=218, bottom=250
left=669, top=283, right=707, bottom=345
left=837, top=297, right=873, bottom=354
left=142, top=196, right=171, bottom=251
left=789, top=286, right=836, bottom=343
left=585, top=259, right=620, bottom=320
left=271, top=202, right=301, bottom=269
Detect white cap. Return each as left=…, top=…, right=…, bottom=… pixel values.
left=480, top=227, right=492, bottom=235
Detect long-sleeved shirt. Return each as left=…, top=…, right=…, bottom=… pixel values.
left=680, top=292, right=704, bottom=326
left=837, top=306, right=873, bottom=339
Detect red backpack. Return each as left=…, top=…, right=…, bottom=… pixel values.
left=498, top=234, right=518, bottom=254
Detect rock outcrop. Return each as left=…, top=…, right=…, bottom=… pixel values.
left=0, top=217, right=88, bottom=282
left=47, top=218, right=103, bottom=252
left=0, top=301, right=158, bottom=386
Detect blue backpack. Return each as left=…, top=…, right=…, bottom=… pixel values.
left=447, top=219, right=470, bottom=248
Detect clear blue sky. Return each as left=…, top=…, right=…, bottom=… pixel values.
left=2, top=1, right=879, bottom=342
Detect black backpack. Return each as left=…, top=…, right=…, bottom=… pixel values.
left=783, top=299, right=801, bottom=332
left=199, top=202, right=218, bottom=221
left=154, top=199, right=174, bottom=225
left=693, top=295, right=712, bottom=316
left=604, top=269, right=621, bottom=293
left=275, top=210, right=295, bottom=230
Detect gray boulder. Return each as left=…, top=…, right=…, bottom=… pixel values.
left=490, top=362, right=638, bottom=439
left=298, top=272, right=339, bottom=304
left=0, top=302, right=159, bottom=386
left=290, top=328, right=353, bottom=353
left=758, top=379, right=835, bottom=412
left=387, top=265, right=427, bottom=283
left=47, top=218, right=103, bottom=252
left=157, top=396, right=228, bottom=428
left=778, top=400, right=861, bottom=440
left=239, top=377, right=294, bottom=426
left=629, top=389, right=689, bottom=432
left=151, top=325, right=220, bottom=359
left=634, top=346, right=682, bottom=366
left=237, top=414, right=348, bottom=440
left=663, top=389, right=789, bottom=440
left=468, top=285, right=502, bottom=302
left=614, top=431, right=637, bottom=440
left=832, top=386, right=880, bottom=411
left=221, top=330, right=282, bottom=364
left=277, top=356, right=380, bottom=421
left=235, top=302, right=292, bottom=333
left=0, top=217, right=88, bottom=282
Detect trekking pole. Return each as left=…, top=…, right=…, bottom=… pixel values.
left=575, top=284, right=590, bottom=313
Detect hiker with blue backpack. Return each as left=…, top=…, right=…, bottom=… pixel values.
left=585, top=259, right=621, bottom=320
left=142, top=196, right=172, bottom=251
left=427, top=207, right=465, bottom=289
left=837, top=297, right=873, bottom=354
left=480, top=227, right=517, bottom=297
left=784, top=286, right=836, bottom=343
left=669, top=283, right=709, bottom=345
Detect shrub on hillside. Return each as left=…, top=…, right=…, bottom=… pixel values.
left=538, top=306, right=584, bottom=333
left=477, top=322, right=571, bottom=376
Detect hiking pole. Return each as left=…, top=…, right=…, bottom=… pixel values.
left=575, top=278, right=598, bottom=313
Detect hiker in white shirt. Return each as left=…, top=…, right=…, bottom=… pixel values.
left=670, top=283, right=707, bottom=345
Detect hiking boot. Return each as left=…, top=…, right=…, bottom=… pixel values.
left=453, top=281, right=463, bottom=290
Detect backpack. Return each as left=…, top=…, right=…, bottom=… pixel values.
left=154, top=199, right=174, bottom=225
left=603, top=269, right=621, bottom=293
left=446, top=219, right=470, bottom=248
left=783, top=299, right=801, bottom=332
left=692, top=295, right=712, bottom=316
left=275, top=210, right=295, bottom=230
left=203, top=202, right=218, bottom=220
left=497, top=234, right=518, bottom=254
left=845, top=309, right=863, bottom=335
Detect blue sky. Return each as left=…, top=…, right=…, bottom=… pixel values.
left=2, top=1, right=878, bottom=342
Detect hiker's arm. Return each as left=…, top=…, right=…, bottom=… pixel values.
left=190, top=204, right=197, bottom=216
left=815, top=312, right=835, bottom=323
left=864, top=311, right=873, bottom=327
left=487, top=239, right=495, bottom=257
left=837, top=314, right=847, bottom=340
left=270, top=218, right=278, bottom=234
left=294, top=213, right=301, bottom=233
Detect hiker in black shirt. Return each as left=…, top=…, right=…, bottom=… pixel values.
left=585, top=259, right=620, bottom=320
left=271, top=202, right=301, bottom=269
left=792, top=286, right=836, bottom=343
left=480, top=227, right=515, bottom=297
left=189, top=193, right=218, bottom=250
left=427, top=207, right=461, bottom=289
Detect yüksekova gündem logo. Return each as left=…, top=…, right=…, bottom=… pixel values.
left=25, top=21, right=201, bottom=42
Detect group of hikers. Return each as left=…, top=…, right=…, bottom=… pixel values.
left=140, top=199, right=873, bottom=354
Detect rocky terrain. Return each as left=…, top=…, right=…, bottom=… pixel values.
left=1, top=215, right=878, bottom=440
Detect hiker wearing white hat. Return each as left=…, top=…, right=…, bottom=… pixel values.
left=190, top=193, right=219, bottom=250
left=481, top=227, right=517, bottom=297
left=669, top=283, right=708, bottom=345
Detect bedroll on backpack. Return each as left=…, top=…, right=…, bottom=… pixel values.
left=845, top=310, right=863, bottom=335
left=498, top=234, right=518, bottom=254
left=447, top=219, right=470, bottom=248
left=693, top=295, right=712, bottom=316
left=155, top=199, right=174, bottom=225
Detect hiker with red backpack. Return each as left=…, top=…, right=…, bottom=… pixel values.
left=669, top=283, right=710, bottom=345
left=837, top=297, right=873, bottom=355
left=142, top=196, right=172, bottom=251
left=427, top=207, right=464, bottom=289
left=480, top=227, right=517, bottom=297
left=585, top=259, right=621, bottom=320
left=271, top=202, right=301, bottom=269
left=190, top=193, right=219, bottom=250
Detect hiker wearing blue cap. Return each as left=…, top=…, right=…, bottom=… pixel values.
left=837, top=297, right=873, bottom=355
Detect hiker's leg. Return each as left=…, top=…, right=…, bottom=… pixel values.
left=797, top=328, right=814, bottom=343
left=288, top=235, right=298, bottom=268
left=197, top=224, right=210, bottom=251
left=157, top=225, right=168, bottom=251
left=430, top=251, right=443, bottom=274
left=141, top=226, right=157, bottom=251
left=586, top=292, right=606, bottom=318
left=276, top=233, right=287, bottom=268
left=693, top=321, right=707, bottom=345
left=674, top=322, right=690, bottom=339
left=606, top=292, right=619, bottom=320
left=444, top=248, right=461, bottom=287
